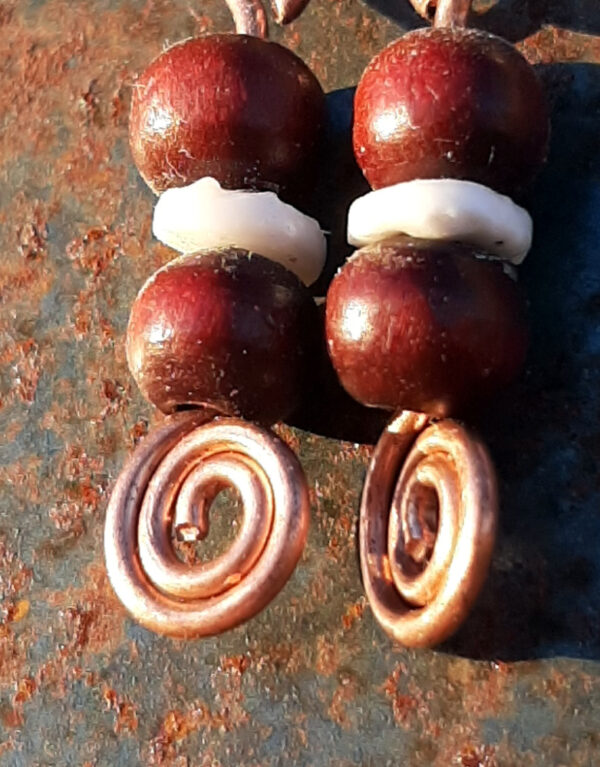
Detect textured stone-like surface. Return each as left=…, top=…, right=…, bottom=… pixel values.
left=1, top=0, right=600, bottom=765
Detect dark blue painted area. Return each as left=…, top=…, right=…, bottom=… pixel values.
left=446, top=63, right=600, bottom=660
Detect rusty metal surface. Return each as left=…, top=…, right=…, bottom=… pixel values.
left=1, top=0, right=600, bottom=764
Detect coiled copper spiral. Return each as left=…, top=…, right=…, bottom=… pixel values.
left=359, top=411, right=498, bottom=647
left=104, top=412, right=309, bottom=637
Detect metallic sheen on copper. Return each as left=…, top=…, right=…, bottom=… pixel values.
left=409, top=0, right=471, bottom=27
left=270, top=0, right=311, bottom=24
left=104, top=412, right=310, bottom=638
left=359, top=411, right=498, bottom=648
left=224, top=0, right=268, bottom=37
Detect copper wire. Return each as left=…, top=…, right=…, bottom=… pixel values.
left=434, top=0, right=471, bottom=28
left=270, top=0, right=311, bottom=24
left=104, top=412, right=310, bottom=638
left=223, top=0, right=312, bottom=36
left=408, top=0, right=471, bottom=27
left=359, top=411, right=498, bottom=647
left=224, top=0, right=268, bottom=37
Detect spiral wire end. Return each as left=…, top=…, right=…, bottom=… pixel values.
left=104, top=412, right=310, bottom=638
left=359, top=411, right=498, bottom=648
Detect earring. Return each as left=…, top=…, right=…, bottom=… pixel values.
left=326, top=0, right=549, bottom=647
left=104, top=0, right=326, bottom=638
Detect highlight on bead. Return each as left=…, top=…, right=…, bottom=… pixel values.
left=104, top=412, right=309, bottom=637
left=359, top=411, right=498, bottom=647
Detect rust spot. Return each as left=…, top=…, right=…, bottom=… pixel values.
left=460, top=744, right=497, bottom=767
left=102, top=686, right=139, bottom=734
left=45, top=563, right=126, bottom=654
left=17, top=219, right=48, bottom=260
left=327, top=673, right=358, bottom=729
left=130, top=418, right=149, bottom=445
left=219, top=654, right=250, bottom=675
left=6, top=600, right=29, bottom=624
left=315, top=634, right=339, bottom=676
left=66, top=227, right=122, bottom=278
left=147, top=698, right=250, bottom=765
left=0, top=705, right=23, bottom=729
left=13, top=676, right=36, bottom=705
left=381, top=663, right=433, bottom=731
left=80, top=79, right=101, bottom=127
left=341, top=598, right=365, bottom=630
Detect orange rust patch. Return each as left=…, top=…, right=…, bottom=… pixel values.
left=102, top=685, right=139, bottom=734
left=460, top=744, right=498, bottom=767
left=272, top=422, right=301, bottom=453
left=130, top=418, right=149, bottom=445
left=147, top=698, right=251, bottom=765
left=250, top=640, right=307, bottom=676
left=327, top=674, right=358, bottom=730
left=219, top=654, right=250, bottom=675
left=315, top=634, right=339, bottom=676
left=45, top=563, right=125, bottom=655
left=381, top=663, right=435, bottom=732
left=13, top=676, right=36, bottom=705
left=518, top=25, right=600, bottom=65
left=7, top=600, right=29, bottom=624
left=66, top=226, right=123, bottom=278
left=0, top=705, right=24, bottom=728
left=341, top=598, right=365, bottom=630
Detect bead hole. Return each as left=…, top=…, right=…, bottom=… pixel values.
left=173, top=485, right=243, bottom=565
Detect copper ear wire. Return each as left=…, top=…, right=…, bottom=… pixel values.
left=224, top=0, right=268, bottom=37
left=409, top=0, right=471, bottom=27
left=224, top=0, right=310, bottom=37
left=359, top=411, right=498, bottom=648
left=104, top=412, right=309, bottom=637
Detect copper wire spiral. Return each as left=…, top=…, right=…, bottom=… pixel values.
left=104, top=411, right=309, bottom=637
left=359, top=411, right=498, bottom=648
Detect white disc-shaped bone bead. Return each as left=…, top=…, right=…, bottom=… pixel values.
left=347, top=179, right=533, bottom=264
left=152, top=177, right=326, bottom=286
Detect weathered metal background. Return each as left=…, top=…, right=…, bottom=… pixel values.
left=1, top=0, right=600, bottom=764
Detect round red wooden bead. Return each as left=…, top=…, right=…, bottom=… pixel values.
left=127, top=249, right=319, bottom=424
left=129, top=35, right=325, bottom=198
left=353, top=28, right=549, bottom=195
left=325, top=239, right=529, bottom=417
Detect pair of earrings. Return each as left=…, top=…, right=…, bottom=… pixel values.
left=104, top=0, right=549, bottom=647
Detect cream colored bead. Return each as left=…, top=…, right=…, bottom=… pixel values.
left=347, top=178, right=533, bottom=264
left=152, top=176, right=326, bottom=286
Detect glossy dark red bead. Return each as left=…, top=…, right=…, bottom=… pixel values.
left=127, top=249, right=319, bottom=424
left=325, top=238, right=529, bottom=417
left=353, top=28, right=549, bottom=195
left=129, top=35, right=325, bottom=198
